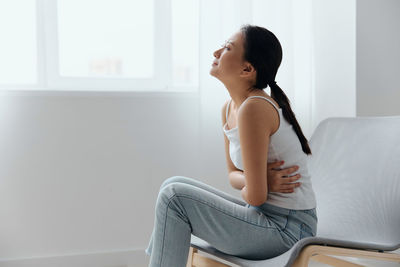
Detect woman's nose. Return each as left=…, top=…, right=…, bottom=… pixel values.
left=213, top=48, right=221, bottom=58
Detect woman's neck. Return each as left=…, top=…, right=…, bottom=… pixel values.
left=228, top=89, right=269, bottom=113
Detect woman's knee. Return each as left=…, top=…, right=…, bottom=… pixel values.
left=159, top=175, right=189, bottom=190
left=156, top=181, right=191, bottom=206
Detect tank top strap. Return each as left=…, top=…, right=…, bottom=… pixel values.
left=226, top=99, right=232, bottom=121
left=243, top=96, right=280, bottom=112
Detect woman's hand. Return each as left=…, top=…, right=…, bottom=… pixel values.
left=267, top=161, right=301, bottom=193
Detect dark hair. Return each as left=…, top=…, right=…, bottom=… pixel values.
left=240, top=24, right=312, bottom=155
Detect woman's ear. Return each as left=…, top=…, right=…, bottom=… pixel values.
left=240, top=63, right=256, bottom=79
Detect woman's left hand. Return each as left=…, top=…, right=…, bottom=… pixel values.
left=267, top=160, right=301, bottom=193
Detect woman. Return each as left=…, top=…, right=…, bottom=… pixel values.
left=145, top=24, right=317, bottom=267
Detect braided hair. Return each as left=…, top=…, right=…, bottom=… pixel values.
left=240, top=24, right=311, bottom=155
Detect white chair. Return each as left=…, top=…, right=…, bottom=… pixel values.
left=187, top=116, right=400, bottom=267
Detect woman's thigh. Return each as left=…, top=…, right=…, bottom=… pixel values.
left=158, top=181, right=296, bottom=260
left=158, top=175, right=247, bottom=206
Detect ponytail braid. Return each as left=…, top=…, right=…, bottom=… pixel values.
left=269, top=81, right=312, bottom=155
left=240, top=24, right=311, bottom=155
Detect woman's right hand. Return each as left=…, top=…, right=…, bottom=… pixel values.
left=267, top=161, right=301, bottom=193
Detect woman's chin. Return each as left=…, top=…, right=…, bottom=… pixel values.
left=209, top=68, right=219, bottom=77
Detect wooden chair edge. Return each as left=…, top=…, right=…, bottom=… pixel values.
left=292, top=244, right=400, bottom=267
left=186, top=246, right=232, bottom=267
left=187, top=244, right=400, bottom=267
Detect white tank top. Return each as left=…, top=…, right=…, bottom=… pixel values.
left=223, top=96, right=317, bottom=210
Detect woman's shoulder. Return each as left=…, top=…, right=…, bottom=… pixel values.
left=245, top=93, right=280, bottom=110
left=239, top=94, right=280, bottom=118
left=239, top=94, right=280, bottom=134
left=238, top=99, right=278, bottom=132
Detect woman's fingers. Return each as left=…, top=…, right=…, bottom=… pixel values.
left=280, top=183, right=301, bottom=190
left=281, top=165, right=299, bottom=176
left=286, top=174, right=301, bottom=182
left=281, top=189, right=295, bottom=193
left=267, top=160, right=284, bottom=170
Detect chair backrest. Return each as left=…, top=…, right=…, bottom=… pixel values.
left=308, top=116, right=400, bottom=247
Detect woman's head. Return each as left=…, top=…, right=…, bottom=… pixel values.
left=240, top=24, right=282, bottom=91
left=211, top=24, right=312, bottom=155
left=209, top=30, right=257, bottom=88
left=209, top=24, right=281, bottom=90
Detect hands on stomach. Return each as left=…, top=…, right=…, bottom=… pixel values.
left=267, top=161, right=301, bottom=193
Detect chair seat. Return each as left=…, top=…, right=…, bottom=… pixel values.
left=190, top=234, right=400, bottom=267
left=189, top=116, right=400, bottom=266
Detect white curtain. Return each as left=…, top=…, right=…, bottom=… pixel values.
left=197, top=0, right=315, bottom=139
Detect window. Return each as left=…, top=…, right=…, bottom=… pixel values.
left=0, top=0, right=199, bottom=92
left=171, top=0, right=199, bottom=87
left=0, top=0, right=37, bottom=84
left=57, top=0, right=154, bottom=79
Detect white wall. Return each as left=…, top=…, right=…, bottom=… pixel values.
left=0, top=91, right=202, bottom=261
left=3, top=0, right=398, bottom=266
left=311, top=0, right=357, bottom=130
left=356, top=0, right=400, bottom=116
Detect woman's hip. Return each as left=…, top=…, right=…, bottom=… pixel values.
left=247, top=202, right=318, bottom=243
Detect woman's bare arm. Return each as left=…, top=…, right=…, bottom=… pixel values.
left=228, top=170, right=246, bottom=190
left=221, top=100, right=300, bottom=193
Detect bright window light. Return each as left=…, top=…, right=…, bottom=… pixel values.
left=57, top=0, right=154, bottom=78
left=171, top=0, right=199, bottom=87
left=0, top=0, right=37, bottom=84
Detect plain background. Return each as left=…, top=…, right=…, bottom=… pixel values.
left=0, top=0, right=399, bottom=266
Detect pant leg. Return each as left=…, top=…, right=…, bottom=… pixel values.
left=145, top=175, right=248, bottom=257
left=146, top=179, right=295, bottom=267
left=157, top=175, right=247, bottom=206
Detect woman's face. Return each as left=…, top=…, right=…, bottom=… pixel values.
left=209, top=31, right=249, bottom=83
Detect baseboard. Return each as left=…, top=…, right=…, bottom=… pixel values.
left=0, top=248, right=150, bottom=267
